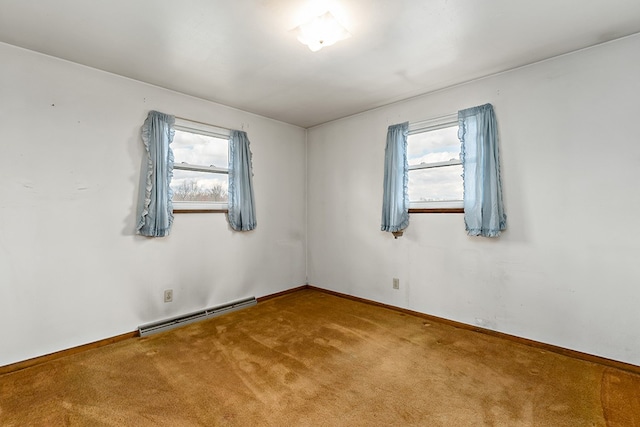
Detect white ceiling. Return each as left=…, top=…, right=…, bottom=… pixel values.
left=1, top=0, right=640, bottom=128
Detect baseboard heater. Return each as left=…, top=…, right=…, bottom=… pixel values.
left=138, top=296, right=257, bottom=337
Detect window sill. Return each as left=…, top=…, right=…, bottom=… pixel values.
left=409, top=208, right=464, bottom=214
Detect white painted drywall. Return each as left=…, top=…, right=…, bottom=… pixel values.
left=307, top=34, right=640, bottom=365
left=0, top=43, right=307, bottom=366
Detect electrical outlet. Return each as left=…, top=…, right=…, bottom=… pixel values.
left=392, top=278, right=400, bottom=290
left=164, top=289, right=173, bottom=303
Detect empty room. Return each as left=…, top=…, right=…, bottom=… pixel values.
left=1, top=0, right=639, bottom=425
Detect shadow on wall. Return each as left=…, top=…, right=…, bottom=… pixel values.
left=123, top=119, right=146, bottom=236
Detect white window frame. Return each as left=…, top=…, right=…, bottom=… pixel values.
left=172, top=118, right=230, bottom=212
left=408, top=113, right=463, bottom=210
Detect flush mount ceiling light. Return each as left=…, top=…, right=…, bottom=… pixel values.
left=293, top=11, right=351, bottom=52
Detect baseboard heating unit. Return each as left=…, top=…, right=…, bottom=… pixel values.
left=138, top=296, right=257, bottom=337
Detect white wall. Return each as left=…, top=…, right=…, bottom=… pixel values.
left=307, top=34, right=640, bottom=365
left=0, top=43, right=307, bottom=366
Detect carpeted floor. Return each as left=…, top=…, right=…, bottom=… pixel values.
left=1, top=289, right=639, bottom=426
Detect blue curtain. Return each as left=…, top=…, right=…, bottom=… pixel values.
left=381, top=122, right=410, bottom=233
left=136, top=111, right=175, bottom=237
left=228, top=130, right=257, bottom=231
left=458, top=104, right=506, bottom=237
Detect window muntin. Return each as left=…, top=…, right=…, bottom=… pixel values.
left=407, top=117, right=463, bottom=209
left=171, top=119, right=230, bottom=211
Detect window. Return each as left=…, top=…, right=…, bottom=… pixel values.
left=171, top=118, right=230, bottom=212
left=407, top=114, right=463, bottom=211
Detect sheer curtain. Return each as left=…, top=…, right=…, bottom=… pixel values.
left=381, top=122, right=410, bottom=234
left=136, top=110, right=175, bottom=237
left=228, top=130, right=257, bottom=231
left=458, top=103, right=506, bottom=237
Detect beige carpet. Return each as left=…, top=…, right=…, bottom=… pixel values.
left=1, top=289, right=639, bottom=426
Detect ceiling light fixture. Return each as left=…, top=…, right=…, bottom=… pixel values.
left=293, top=11, right=351, bottom=52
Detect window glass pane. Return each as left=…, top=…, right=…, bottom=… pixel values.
left=173, top=129, right=228, bottom=168
left=407, top=126, right=459, bottom=166
left=171, top=170, right=228, bottom=202
left=408, top=165, right=463, bottom=202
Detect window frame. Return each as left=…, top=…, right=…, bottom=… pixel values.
left=407, top=114, right=464, bottom=214
left=172, top=118, right=230, bottom=213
